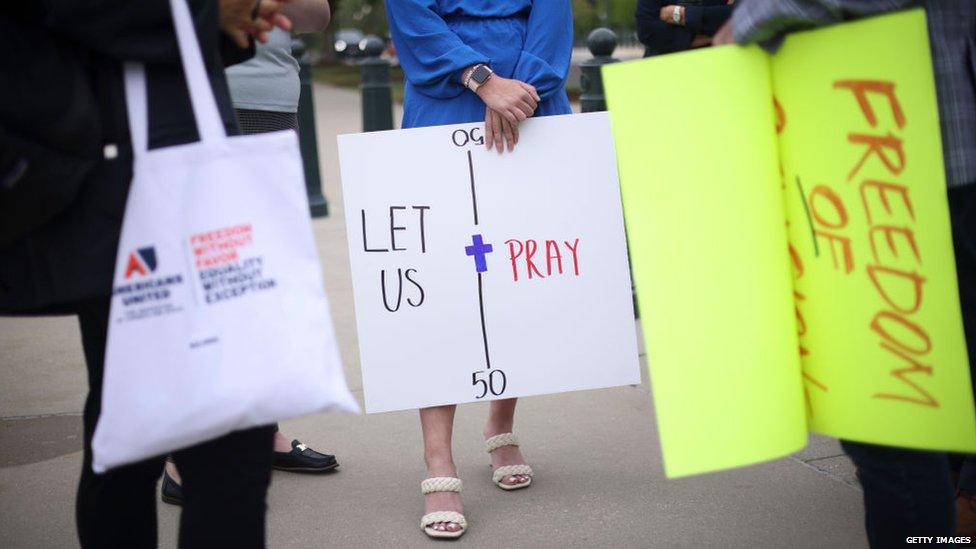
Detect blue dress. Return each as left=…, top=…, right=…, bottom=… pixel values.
left=386, top=0, right=573, bottom=128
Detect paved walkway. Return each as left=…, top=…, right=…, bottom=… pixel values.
left=0, top=83, right=866, bottom=548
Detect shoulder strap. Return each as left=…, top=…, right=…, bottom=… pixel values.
left=123, top=63, right=149, bottom=154
left=123, top=0, right=227, bottom=156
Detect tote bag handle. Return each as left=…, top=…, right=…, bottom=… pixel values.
left=123, top=0, right=228, bottom=155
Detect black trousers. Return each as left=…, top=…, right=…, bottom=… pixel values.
left=953, top=183, right=976, bottom=493
left=841, top=183, right=976, bottom=548
left=841, top=440, right=955, bottom=548
left=76, top=298, right=276, bottom=549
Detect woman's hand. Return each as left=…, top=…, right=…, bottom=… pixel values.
left=484, top=107, right=520, bottom=153
left=475, top=76, right=540, bottom=127
left=220, top=0, right=293, bottom=48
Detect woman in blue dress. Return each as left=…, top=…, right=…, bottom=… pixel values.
left=385, top=0, right=572, bottom=538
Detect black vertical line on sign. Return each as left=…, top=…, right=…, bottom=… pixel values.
left=468, top=149, right=479, bottom=225
left=477, top=272, right=491, bottom=369
left=796, top=175, right=820, bottom=257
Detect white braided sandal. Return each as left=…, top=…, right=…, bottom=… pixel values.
left=485, top=433, right=533, bottom=491
left=420, top=477, right=467, bottom=539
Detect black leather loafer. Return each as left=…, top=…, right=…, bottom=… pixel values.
left=160, top=470, right=183, bottom=506
left=273, top=440, right=338, bottom=473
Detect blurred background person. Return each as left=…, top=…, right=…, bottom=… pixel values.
left=160, top=0, right=340, bottom=508
left=636, top=0, right=734, bottom=56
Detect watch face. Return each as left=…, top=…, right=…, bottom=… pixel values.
left=472, top=65, right=492, bottom=84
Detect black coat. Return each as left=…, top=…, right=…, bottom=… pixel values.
left=0, top=0, right=252, bottom=314
left=636, top=0, right=733, bottom=56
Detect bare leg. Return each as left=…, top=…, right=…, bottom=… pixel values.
left=485, top=398, right=530, bottom=486
left=420, top=405, right=463, bottom=533
left=272, top=431, right=294, bottom=452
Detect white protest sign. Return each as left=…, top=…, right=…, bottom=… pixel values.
left=338, top=112, right=639, bottom=413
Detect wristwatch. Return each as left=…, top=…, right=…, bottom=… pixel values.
left=464, top=64, right=493, bottom=92
left=672, top=5, right=683, bottom=24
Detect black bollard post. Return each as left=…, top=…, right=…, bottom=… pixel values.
left=292, top=39, right=328, bottom=218
left=579, top=28, right=619, bottom=113
left=359, top=36, right=394, bottom=132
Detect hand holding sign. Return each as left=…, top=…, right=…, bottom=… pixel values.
left=485, top=107, right=518, bottom=153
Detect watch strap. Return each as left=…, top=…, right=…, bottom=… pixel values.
left=462, top=67, right=476, bottom=89
left=465, top=64, right=492, bottom=92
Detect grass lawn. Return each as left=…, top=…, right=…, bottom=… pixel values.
left=312, top=62, right=581, bottom=104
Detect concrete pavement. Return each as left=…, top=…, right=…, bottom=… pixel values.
left=0, top=83, right=866, bottom=548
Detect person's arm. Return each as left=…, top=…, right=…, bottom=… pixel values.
left=729, top=0, right=915, bottom=46
left=283, top=0, right=330, bottom=34
left=221, top=33, right=256, bottom=66
left=38, top=0, right=178, bottom=62
left=384, top=0, right=490, bottom=99
left=636, top=0, right=694, bottom=55
left=509, top=0, right=573, bottom=101
left=38, top=0, right=286, bottom=61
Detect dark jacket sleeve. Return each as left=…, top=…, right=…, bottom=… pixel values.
left=0, top=0, right=248, bottom=314
left=685, top=4, right=733, bottom=36
left=37, top=0, right=254, bottom=66
left=37, top=0, right=179, bottom=62
left=37, top=0, right=250, bottom=146
left=221, top=34, right=256, bottom=67
left=636, top=0, right=694, bottom=55
left=730, top=0, right=916, bottom=45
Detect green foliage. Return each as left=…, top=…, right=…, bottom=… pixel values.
left=333, top=0, right=389, bottom=36
left=573, top=0, right=638, bottom=40
left=609, top=0, right=638, bottom=25
left=573, top=0, right=601, bottom=36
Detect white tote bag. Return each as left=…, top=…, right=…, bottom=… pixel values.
left=92, top=0, right=359, bottom=473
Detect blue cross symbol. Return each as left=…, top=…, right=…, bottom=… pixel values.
left=465, top=234, right=493, bottom=273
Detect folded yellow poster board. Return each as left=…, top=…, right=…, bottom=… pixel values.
left=604, top=9, right=976, bottom=478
